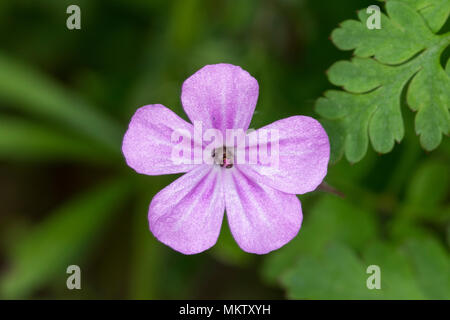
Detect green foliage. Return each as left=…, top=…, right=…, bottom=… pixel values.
left=278, top=234, right=449, bottom=299
left=0, top=0, right=448, bottom=300
left=128, top=195, right=164, bottom=299
left=0, top=116, right=119, bottom=164
left=264, top=174, right=450, bottom=299
left=402, top=237, right=450, bottom=299
left=210, top=221, right=255, bottom=267
left=403, top=159, right=449, bottom=221
left=0, top=178, right=132, bottom=299
left=0, top=53, right=122, bottom=151
left=362, top=242, right=425, bottom=299
left=282, top=243, right=374, bottom=299
left=262, top=195, right=379, bottom=284
left=316, top=1, right=450, bottom=163
left=385, top=0, right=450, bottom=32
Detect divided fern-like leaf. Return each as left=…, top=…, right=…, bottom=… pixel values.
left=388, top=0, right=450, bottom=33
left=316, top=1, right=450, bottom=163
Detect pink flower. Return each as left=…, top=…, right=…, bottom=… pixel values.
left=122, top=64, right=330, bottom=255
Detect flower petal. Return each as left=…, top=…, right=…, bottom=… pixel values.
left=122, top=104, right=196, bottom=175
left=149, top=165, right=225, bottom=254
left=224, top=168, right=302, bottom=254
left=242, top=116, right=330, bottom=194
left=181, top=64, right=259, bottom=134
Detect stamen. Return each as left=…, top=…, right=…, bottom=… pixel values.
left=212, top=146, right=234, bottom=169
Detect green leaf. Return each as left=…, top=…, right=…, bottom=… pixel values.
left=262, top=195, right=378, bottom=284
left=316, top=1, right=450, bottom=162
left=0, top=52, right=122, bottom=151
left=0, top=177, right=132, bottom=299
left=281, top=238, right=449, bottom=299
left=403, top=160, right=449, bottom=219
left=377, top=226, right=449, bottom=299
left=363, top=242, right=425, bottom=299
left=319, top=119, right=346, bottom=163
left=281, top=243, right=375, bottom=299
left=0, top=116, right=120, bottom=164
left=210, top=219, right=255, bottom=267
left=383, top=0, right=450, bottom=32
left=128, top=195, right=164, bottom=299
left=408, top=49, right=450, bottom=151
left=389, top=219, right=435, bottom=242
left=402, top=236, right=450, bottom=299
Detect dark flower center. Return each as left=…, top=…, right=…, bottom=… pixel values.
left=212, top=146, right=233, bottom=169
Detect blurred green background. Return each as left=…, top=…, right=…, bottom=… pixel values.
left=0, top=0, right=448, bottom=299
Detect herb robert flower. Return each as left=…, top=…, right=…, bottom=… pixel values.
left=122, top=64, right=330, bottom=254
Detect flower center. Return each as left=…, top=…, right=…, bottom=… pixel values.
left=211, top=146, right=234, bottom=169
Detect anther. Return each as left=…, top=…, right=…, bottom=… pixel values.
left=212, top=146, right=234, bottom=169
